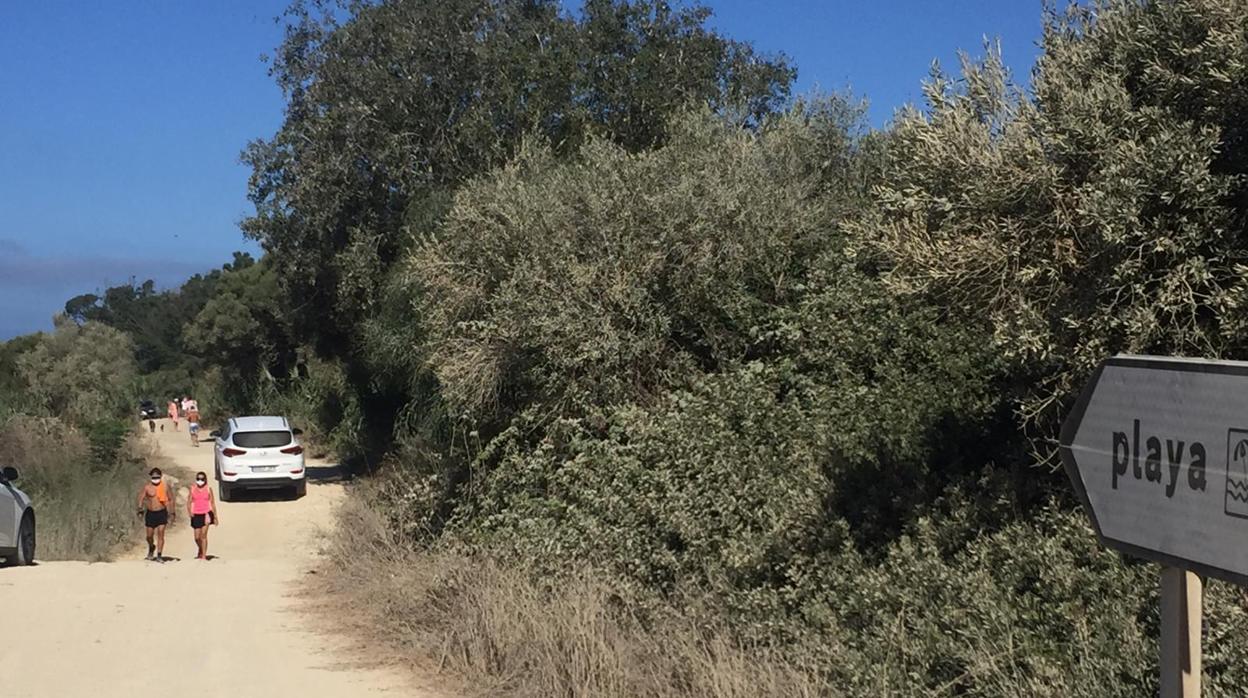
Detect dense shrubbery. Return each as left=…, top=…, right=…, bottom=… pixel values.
left=17, top=318, right=137, bottom=425
left=401, top=113, right=1010, bottom=624
left=309, top=2, right=1248, bottom=695
left=0, top=321, right=146, bottom=560
left=866, top=1, right=1248, bottom=454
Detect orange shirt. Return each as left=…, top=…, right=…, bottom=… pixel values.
left=142, top=481, right=169, bottom=510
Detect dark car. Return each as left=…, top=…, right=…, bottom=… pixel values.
left=139, top=400, right=159, bottom=420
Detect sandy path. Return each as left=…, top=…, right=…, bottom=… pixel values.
left=0, top=422, right=435, bottom=698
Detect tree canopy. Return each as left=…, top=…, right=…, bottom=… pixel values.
left=241, top=0, right=795, bottom=353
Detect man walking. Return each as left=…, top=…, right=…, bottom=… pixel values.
left=187, top=403, right=201, bottom=447
left=137, top=468, right=175, bottom=561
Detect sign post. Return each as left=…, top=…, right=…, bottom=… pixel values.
left=1160, top=567, right=1201, bottom=698
left=1059, top=354, right=1248, bottom=696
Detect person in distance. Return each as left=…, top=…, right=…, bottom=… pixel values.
left=187, top=404, right=201, bottom=447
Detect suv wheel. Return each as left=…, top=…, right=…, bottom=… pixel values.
left=219, top=482, right=232, bottom=503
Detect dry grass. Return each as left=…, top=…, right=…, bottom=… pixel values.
left=0, top=415, right=143, bottom=561
left=316, top=491, right=834, bottom=698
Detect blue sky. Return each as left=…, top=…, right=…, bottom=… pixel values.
left=0, top=1, right=1045, bottom=339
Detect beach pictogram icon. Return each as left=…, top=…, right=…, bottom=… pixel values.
left=1226, top=429, right=1248, bottom=519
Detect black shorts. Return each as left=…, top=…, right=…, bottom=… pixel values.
left=191, top=514, right=208, bottom=529
left=144, top=509, right=168, bottom=528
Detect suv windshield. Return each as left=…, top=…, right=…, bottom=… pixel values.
left=232, top=431, right=293, bottom=448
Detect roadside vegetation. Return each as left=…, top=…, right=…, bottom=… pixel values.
left=0, top=319, right=145, bottom=560
left=11, top=0, right=1248, bottom=694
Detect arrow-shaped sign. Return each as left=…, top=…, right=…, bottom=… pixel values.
left=1061, top=354, right=1248, bottom=586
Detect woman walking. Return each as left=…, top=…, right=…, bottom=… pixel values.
left=187, top=471, right=219, bottom=560
left=167, top=399, right=179, bottom=431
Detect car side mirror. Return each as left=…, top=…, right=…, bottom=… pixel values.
left=291, top=428, right=304, bottom=436
left=1, top=466, right=18, bottom=482
left=209, top=430, right=222, bottom=438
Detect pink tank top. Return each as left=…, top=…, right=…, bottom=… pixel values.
left=190, top=485, right=212, bottom=515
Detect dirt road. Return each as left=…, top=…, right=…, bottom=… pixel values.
left=0, top=423, right=434, bottom=698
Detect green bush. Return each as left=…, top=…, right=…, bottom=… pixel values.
left=17, top=317, right=137, bottom=425
left=412, top=108, right=847, bottom=423
left=861, top=0, right=1248, bottom=454
left=81, top=418, right=131, bottom=470
left=253, top=356, right=362, bottom=459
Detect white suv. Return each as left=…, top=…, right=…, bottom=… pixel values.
left=0, top=466, right=36, bottom=566
left=212, top=416, right=307, bottom=501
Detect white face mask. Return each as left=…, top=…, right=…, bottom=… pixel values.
left=196, top=479, right=206, bottom=487
left=150, top=478, right=161, bottom=484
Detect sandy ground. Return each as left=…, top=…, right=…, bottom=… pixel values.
left=0, top=421, right=441, bottom=698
